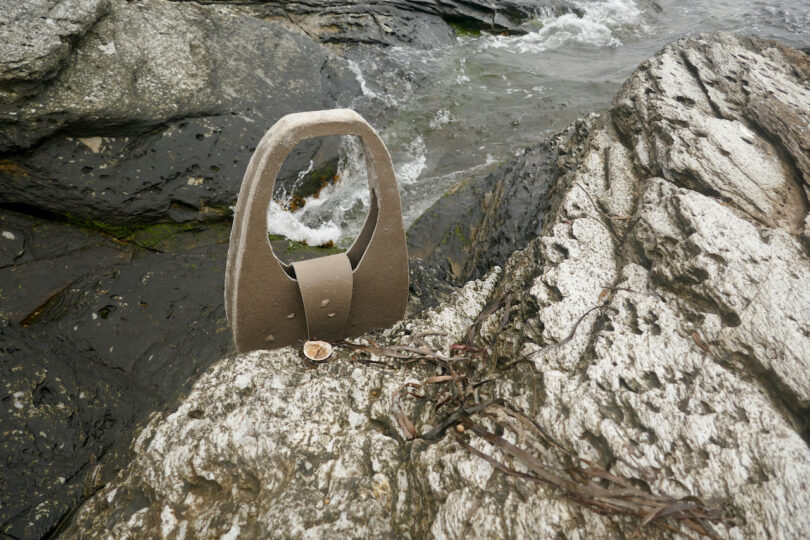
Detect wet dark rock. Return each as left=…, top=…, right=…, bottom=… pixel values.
left=0, top=210, right=134, bottom=323
left=407, top=124, right=578, bottom=280
left=190, top=0, right=575, bottom=46
left=0, top=209, right=234, bottom=536
left=29, top=237, right=234, bottom=402
left=0, top=320, right=150, bottom=539
left=459, top=141, right=557, bottom=280
left=241, top=1, right=455, bottom=48
left=0, top=0, right=360, bottom=227
left=407, top=257, right=460, bottom=314
left=407, top=166, right=497, bottom=277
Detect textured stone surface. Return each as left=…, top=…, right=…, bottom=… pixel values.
left=61, top=273, right=500, bottom=538
left=0, top=212, right=234, bottom=537
left=58, top=34, right=810, bottom=539
left=189, top=0, right=572, bottom=46
left=0, top=0, right=108, bottom=97
left=631, top=180, right=810, bottom=410
left=0, top=0, right=359, bottom=226
left=0, top=321, right=150, bottom=539
left=612, top=32, right=809, bottom=231
left=472, top=33, right=810, bottom=538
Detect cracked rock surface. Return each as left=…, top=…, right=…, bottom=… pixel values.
left=59, top=33, right=810, bottom=538
left=0, top=320, right=150, bottom=540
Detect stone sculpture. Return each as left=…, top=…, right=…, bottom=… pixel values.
left=225, top=109, right=409, bottom=352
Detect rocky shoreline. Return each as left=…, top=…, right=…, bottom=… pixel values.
left=2, top=1, right=810, bottom=538
left=1, top=1, right=543, bottom=534
left=48, top=33, right=810, bottom=538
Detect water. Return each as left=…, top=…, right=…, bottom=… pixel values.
left=268, top=0, right=810, bottom=247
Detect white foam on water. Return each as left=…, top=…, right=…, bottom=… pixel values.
left=264, top=0, right=645, bottom=248
left=267, top=135, right=428, bottom=246
left=347, top=59, right=382, bottom=102
left=289, top=159, right=314, bottom=195
left=429, top=109, right=455, bottom=129
left=347, top=58, right=401, bottom=107
left=266, top=199, right=342, bottom=246
left=484, top=0, right=643, bottom=53
left=395, top=136, right=427, bottom=185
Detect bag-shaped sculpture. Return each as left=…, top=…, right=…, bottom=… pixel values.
left=225, top=109, right=409, bottom=353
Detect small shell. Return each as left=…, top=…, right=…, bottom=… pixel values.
left=303, top=340, right=333, bottom=361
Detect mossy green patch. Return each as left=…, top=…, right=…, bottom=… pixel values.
left=129, top=222, right=197, bottom=248
left=128, top=222, right=231, bottom=252
left=268, top=233, right=344, bottom=264
left=64, top=211, right=347, bottom=260
left=64, top=213, right=138, bottom=238
left=63, top=212, right=233, bottom=252
left=453, top=224, right=470, bottom=246
left=446, top=18, right=483, bottom=38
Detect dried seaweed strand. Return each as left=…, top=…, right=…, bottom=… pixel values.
left=461, top=417, right=725, bottom=539
left=338, top=293, right=730, bottom=538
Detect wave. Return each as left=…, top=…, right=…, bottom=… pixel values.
left=266, top=199, right=343, bottom=247
left=267, top=134, right=428, bottom=247
left=395, top=136, right=427, bottom=185
left=265, top=0, right=647, bottom=247
left=484, top=0, right=644, bottom=53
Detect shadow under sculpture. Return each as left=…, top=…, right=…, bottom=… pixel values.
left=225, top=109, right=409, bottom=353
